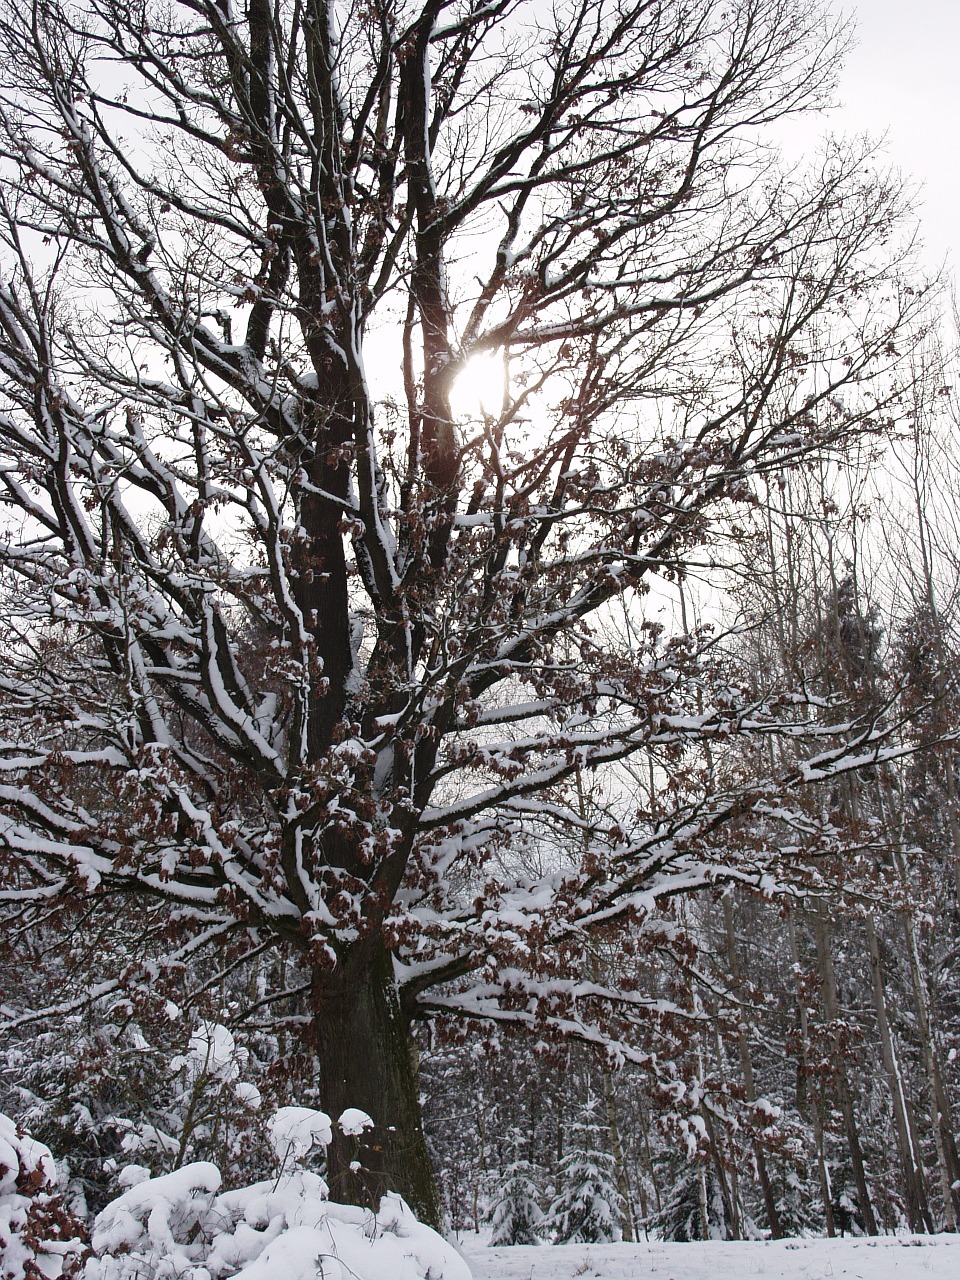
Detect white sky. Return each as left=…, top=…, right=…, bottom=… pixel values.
left=830, top=1, right=960, bottom=276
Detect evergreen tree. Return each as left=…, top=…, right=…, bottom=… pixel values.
left=489, top=1160, right=545, bottom=1247
left=546, top=1115, right=623, bottom=1244
left=654, top=1167, right=730, bottom=1242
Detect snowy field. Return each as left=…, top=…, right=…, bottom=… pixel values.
left=459, top=1235, right=960, bottom=1280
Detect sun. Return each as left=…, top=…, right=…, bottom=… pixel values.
left=450, top=351, right=507, bottom=420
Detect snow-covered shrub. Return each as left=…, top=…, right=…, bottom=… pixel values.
left=545, top=1121, right=623, bottom=1245
left=130, top=1020, right=266, bottom=1174
left=3, top=1011, right=271, bottom=1216
left=772, top=1167, right=822, bottom=1237
left=489, top=1160, right=544, bottom=1246
left=85, top=1106, right=470, bottom=1280
left=267, top=1106, right=332, bottom=1172
left=0, top=1113, right=86, bottom=1280
left=2, top=1015, right=172, bottom=1216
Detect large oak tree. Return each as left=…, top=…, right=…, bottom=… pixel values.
left=0, top=0, right=927, bottom=1221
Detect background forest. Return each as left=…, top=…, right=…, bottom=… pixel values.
left=2, top=0, right=960, bottom=1267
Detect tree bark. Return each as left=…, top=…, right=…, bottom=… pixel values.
left=602, top=1066, right=636, bottom=1241
left=311, top=938, right=442, bottom=1227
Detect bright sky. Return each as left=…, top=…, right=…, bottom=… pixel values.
left=832, top=1, right=960, bottom=275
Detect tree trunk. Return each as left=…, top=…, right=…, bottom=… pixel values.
left=636, top=1092, right=661, bottom=1220
left=864, top=913, right=934, bottom=1232
left=311, top=939, right=442, bottom=1227
left=788, top=914, right=835, bottom=1237
left=723, top=896, right=784, bottom=1239
left=940, top=751, right=960, bottom=911
left=894, top=857, right=960, bottom=1230
left=602, top=1067, right=635, bottom=1241
left=811, top=904, right=879, bottom=1236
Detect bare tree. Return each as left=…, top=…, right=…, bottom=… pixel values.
left=0, top=0, right=928, bottom=1220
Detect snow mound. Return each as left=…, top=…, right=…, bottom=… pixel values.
left=89, top=1161, right=222, bottom=1274
left=0, top=1112, right=85, bottom=1280
left=85, top=1107, right=470, bottom=1280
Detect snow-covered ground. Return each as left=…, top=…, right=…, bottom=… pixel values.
left=459, top=1235, right=960, bottom=1280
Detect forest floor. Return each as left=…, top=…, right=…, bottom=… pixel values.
left=458, top=1234, right=960, bottom=1279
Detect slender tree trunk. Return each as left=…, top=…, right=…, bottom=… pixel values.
left=788, top=914, right=835, bottom=1237
left=874, top=772, right=960, bottom=1231
left=902, top=422, right=960, bottom=910
left=311, top=938, right=442, bottom=1227
left=941, top=752, right=960, bottom=912
left=811, top=903, right=879, bottom=1235
left=602, top=1068, right=636, bottom=1241
left=709, top=1026, right=743, bottom=1240
left=722, top=896, right=784, bottom=1238
left=864, top=913, right=934, bottom=1232
left=637, top=1092, right=661, bottom=1220
left=893, top=851, right=960, bottom=1230
left=581, top=772, right=636, bottom=1243
left=700, top=1101, right=738, bottom=1239
left=698, top=1159, right=711, bottom=1241
left=816, top=1117, right=836, bottom=1237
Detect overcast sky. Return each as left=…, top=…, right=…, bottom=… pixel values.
left=830, top=1, right=959, bottom=275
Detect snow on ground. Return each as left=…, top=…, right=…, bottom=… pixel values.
left=459, top=1234, right=960, bottom=1280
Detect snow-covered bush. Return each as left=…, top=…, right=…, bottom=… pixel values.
left=489, top=1160, right=545, bottom=1246
left=831, top=1187, right=865, bottom=1237
left=85, top=1106, right=470, bottom=1280
left=2, top=1013, right=173, bottom=1216
left=3, top=1011, right=271, bottom=1216
left=266, top=1106, right=332, bottom=1172
left=0, top=1113, right=86, bottom=1280
left=125, top=1020, right=266, bottom=1175
left=772, top=1167, right=822, bottom=1238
